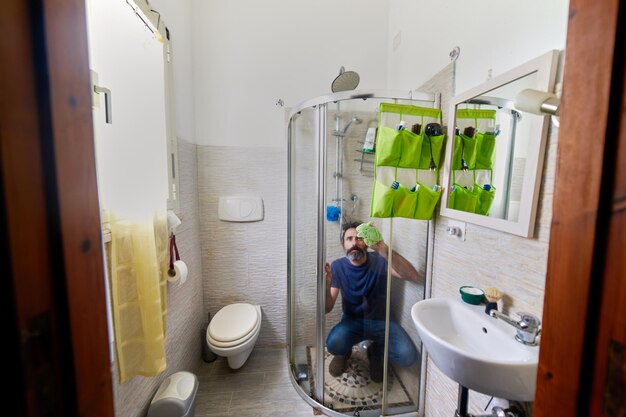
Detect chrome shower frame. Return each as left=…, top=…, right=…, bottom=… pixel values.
left=287, top=89, right=439, bottom=417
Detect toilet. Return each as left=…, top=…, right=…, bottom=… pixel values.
left=206, top=303, right=262, bottom=369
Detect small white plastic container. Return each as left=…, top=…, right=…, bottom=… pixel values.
left=147, top=371, right=198, bottom=417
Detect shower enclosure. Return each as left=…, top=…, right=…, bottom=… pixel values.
left=288, top=90, right=439, bottom=417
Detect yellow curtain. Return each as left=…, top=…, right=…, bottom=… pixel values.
left=110, top=211, right=169, bottom=382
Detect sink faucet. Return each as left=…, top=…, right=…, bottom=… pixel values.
left=489, top=310, right=541, bottom=346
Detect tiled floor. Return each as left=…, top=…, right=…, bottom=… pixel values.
left=194, top=347, right=315, bottom=417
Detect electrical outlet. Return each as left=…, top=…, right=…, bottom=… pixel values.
left=445, top=220, right=466, bottom=241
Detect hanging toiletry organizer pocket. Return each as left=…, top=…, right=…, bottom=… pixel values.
left=370, top=180, right=442, bottom=220
left=370, top=180, right=395, bottom=218
left=375, top=126, right=403, bottom=166
left=452, top=134, right=478, bottom=170
left=414, top=182, right=443, bottom=220
left=475, top=132, right=497, bottom=169
left=369, top=103, right=443, bottom=220
left=450, top=108, right=499, bottom=215
left=449, top=183, right=496, bottom=215
left=449, top=184, right=478, bottom=213
left=419, top=133, right=445, bottom=170
left=392, top=184, right=418, bottom=218
left=472, top=184, right=496, bottom=215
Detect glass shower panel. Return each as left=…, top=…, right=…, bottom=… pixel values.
left=289, top=91, right=436, bottom=417
left=322, top=99, right=381, bottom=415
left=321, top=98, right=427, bottom=415
left=290, top=106, right=319, bottom=397
left=383, top=218, right=429, bottom=415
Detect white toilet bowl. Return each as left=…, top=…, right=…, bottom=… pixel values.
left=206, top=303, right=262, bottom=369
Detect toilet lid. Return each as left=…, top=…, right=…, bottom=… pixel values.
left=209, top=303, right=258, bottom=342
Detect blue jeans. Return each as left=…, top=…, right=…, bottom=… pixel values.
left=326, top=316, right=418, bottom=367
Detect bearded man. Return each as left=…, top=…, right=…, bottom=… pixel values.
left=325, top=221, right=419, bottom=383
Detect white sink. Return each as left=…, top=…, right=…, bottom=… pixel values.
left=411, top=298, right=539, bottom=401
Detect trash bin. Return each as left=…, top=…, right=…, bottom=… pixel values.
left=147, top=371, right=198, bottom=417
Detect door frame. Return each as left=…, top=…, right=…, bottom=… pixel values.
left=534, top=0, right=624, bottom=415
left=1, top=0, right=623, bottom=416
left=1, top=0, right=114, bottom=415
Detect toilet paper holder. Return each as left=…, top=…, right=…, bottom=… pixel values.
left=167, top=234, right=188, bottom=284
left=168, top=234, right=180, bottom=277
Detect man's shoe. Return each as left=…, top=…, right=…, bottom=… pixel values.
left=368, top=352, right=384, bottom=383
left=329, top=354, right=350, bottom=377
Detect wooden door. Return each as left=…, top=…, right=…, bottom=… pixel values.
left=534, top=0, right=625, bottom=415
left=587, top=49, right=626, bottom=417
left=1, top=0, right=623, bottom=416
left=1, top=0, right=114, bottom=416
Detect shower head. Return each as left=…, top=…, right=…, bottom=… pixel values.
left=331, top=67, right=360, bottom=93
left=341, top=116, right=363, bottom=134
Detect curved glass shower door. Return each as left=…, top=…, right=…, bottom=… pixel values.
left=288, top=104, right=321, bottom=399
left=288, top=91, right=437, bottom=417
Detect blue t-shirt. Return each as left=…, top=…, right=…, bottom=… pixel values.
left=330, top=251, right=389, bottom=320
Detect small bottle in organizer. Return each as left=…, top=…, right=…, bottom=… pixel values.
left=362, top=127, right=377, bottom=153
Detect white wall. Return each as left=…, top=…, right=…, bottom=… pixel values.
left=387, top=0, right=569, bottom=94
left=149, top=0, right=195, bottom=142
left=157, top=0, right=568, bottom=147
left=191, top=0, right=390, bottom=147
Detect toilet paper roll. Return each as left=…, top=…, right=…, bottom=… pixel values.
left=167, top=260, right=188, bottom=285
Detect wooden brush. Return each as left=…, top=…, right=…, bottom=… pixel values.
left=484, top=287, right=502, bottom=303
left=484, top=287, right=502, bottom=314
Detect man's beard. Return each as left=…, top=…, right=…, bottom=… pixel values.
left=346, top=246, right=366, bottom=262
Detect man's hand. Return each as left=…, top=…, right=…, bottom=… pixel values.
left=356, top=221, right=382, bottom=246
left=369, top=240, right=388, bottom=254
left=325, top=261, right=339, bottom=313
left=325, top=261, right=332, bottom=289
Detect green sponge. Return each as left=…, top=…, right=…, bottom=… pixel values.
left=356, top=221, right=382, bottom=246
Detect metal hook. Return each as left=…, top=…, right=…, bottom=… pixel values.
left=449, top=46, right=460, bottom=62
left=150, top=9, right=161, bottom=30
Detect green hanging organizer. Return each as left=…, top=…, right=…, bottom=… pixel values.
left=369, top=103, right=443, bottom=220
left=449, top=108, right=498, bottom=215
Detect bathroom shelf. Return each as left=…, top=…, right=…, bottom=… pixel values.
left=354, top=144, right=376, bottom=176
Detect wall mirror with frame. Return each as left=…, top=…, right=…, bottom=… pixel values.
left=439, top=50, right=560, bottom=237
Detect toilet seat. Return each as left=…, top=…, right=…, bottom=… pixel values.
left=208, top=303, right=260, bottom=348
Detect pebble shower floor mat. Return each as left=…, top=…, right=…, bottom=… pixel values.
left=307, top=346, right=414, bottom=413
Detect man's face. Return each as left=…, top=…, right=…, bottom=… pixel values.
left=343, top=228, right=367, bottom=262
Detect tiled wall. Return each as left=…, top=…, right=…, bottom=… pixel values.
left=423, top=124, right=556, bottom=417
left=197, top=146, right=288, bottom=347
left=421, top=63, right=556, bottom=416
left=197, top=108, right=431, bottom=409
left=112, top=138, right=204, bottom=417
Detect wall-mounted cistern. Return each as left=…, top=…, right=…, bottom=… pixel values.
left=489, top=310, right=541, bottom=346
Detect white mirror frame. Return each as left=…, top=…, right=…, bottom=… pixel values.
left=131, top=0, right=181, bottom=214
left=439, top=50, right=559, bottom=238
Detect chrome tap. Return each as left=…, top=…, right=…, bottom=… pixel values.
left=489, top=310, right=541, bottom=346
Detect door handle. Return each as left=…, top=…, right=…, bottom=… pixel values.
left=93, top=84, right=112, bottom=124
